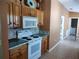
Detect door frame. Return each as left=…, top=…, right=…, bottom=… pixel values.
left=0, top=2, right=9, bottom=59
left=69, top=17, right=79, bottom=39
left=60, top=16, right=65, bottom=40
left=69, top=17, right=79, bottom=30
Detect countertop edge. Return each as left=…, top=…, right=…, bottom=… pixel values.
left=9, top=42, right=27, bottom=50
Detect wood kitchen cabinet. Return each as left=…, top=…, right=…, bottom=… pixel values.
left=9, top=44, right=28, bottom=59
left=37, top=10, right=44, bottom=25
left=41, top=36, right=49, bottom=55
left=8, top=0, right=44, bottom=28
left=10, top=0, right=20, bottom=4
left=8, top=1, right=21, bottom=28
left=22, top=5, right=31, bottom=16
left=8, top=3, right=13, bottom=28
left=13, top=3, right=20, bottom=28
left=19, top=45, right=28, bottom=59
left=22, top=5, right=44, bottom=25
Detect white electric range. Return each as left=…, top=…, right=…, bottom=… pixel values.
left=18, top=29, right=42, bottom=59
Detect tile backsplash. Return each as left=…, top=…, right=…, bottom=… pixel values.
left=18, top=28, right=39, bottom=38
left=8, top=28, right=39, bottom=39
left=8, top=29, right=16, bottom=39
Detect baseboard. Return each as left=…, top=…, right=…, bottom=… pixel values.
left=48, top=41, right=61, bottom=52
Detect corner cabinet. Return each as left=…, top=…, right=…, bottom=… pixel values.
left=9, top=44, right=28, bottom=59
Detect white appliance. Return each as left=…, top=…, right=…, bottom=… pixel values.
left=28, top=37, right=42, bottom=59
left=22, top=16, right=38, bottom=28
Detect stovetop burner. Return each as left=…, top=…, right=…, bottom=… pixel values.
left=22, top=34, right=39, bottom=40
left=30, top=34, right=39, bottom=38
left=22, top=37, right=32, bottom=40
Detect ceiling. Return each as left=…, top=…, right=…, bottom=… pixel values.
left=59, top=0, right=79, bottom=12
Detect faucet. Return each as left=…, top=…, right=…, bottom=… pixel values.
left=16, top=30, right=18, bottom=39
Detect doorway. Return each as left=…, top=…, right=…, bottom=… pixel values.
left=70, top=18, right=78, bottom=40
left=60, top=16, right=65, bottom=40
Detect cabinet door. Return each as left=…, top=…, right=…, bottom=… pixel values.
left=9, top=45, right=28, bottom=59
left=41, top=36, right=48, bottom=55
left=19, top=45, right=28, bottom=59
left=8, top=2, right=20, bottom=28
left=9, top=49, right=20, bottom=59
left=13, top=3, right=20, bottom=28
left=30, top=8, right=37, bottom=16
left=37, top=10, right=44, bottom=25
left=22, top=6, right=31, bottom=16
left=20, top=49, right=27, bottom=59
left=41, top=39, right=45, bottom=55
left=9, top=53, right=20, bottom=59
left=8, top=3, right=14, bottom=28
left=44, top=38, right=48, bottom=52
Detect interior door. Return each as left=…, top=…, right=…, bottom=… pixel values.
left=71, top=19, right=78, bottom=28
left=70, top=18, right=78, bottom=40
left=60, top=16, right=65, bottom=40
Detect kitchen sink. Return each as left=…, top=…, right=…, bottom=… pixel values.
left=8, top=38, right=20, bottom=43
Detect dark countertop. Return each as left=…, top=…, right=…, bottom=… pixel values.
left=8, top=38, right=28, bottom=50
left=38, top=33, right=48, bottom=37
left=38, top=30, right=49, bottom=37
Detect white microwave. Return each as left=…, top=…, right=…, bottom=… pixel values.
left=22, top=16, right=38, bottom=28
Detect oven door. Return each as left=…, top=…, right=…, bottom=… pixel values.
left=28, top=38, right=41, bottom=59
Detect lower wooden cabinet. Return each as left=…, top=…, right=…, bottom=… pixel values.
left=9, top=44, right=28, bottom=59
left=9, top=52, right=20, bottom=59
left=41, top=36, right=49, bottom=55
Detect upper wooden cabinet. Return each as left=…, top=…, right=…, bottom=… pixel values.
left=22, top=5, right=44, bottom=25
left=13, top=3, right=20, bottom=28
left=8, top=2, right=21, bottom=28
left=8, top=3, right=13, bottom=28
left=10, top=0, right=20, bottom=4
left=22, top=6, right=31, bottom=16
left=37, top=9, right=44, bottom=25
left=8, top=0, right=44, bottom=28
left=9, top=0, right=25, bottom=5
